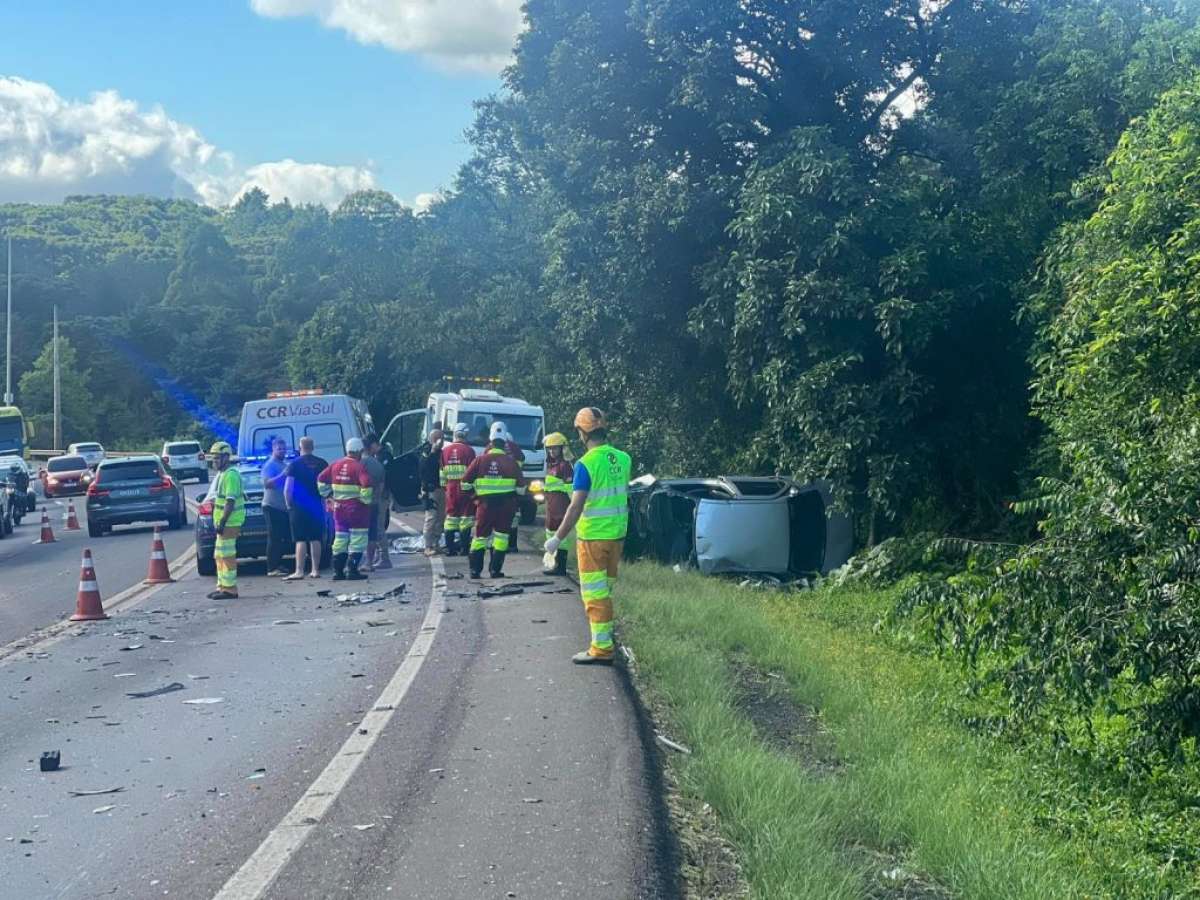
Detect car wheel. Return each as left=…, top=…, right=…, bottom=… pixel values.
left=196, top=553, right=217, bottom=577
left=88, top=521, right=103, bottom=538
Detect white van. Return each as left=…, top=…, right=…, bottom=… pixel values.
left=238, top=391, right=374, bottom=464
left=381, top=389, right=546, bottom=519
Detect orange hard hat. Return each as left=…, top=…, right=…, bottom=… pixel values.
left=573, top=407, right=607, bottom=433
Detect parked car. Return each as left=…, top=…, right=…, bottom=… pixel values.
left=161, top=440, right=208, bottom=483
left=85, top=455, right=187, bottom=537
left=194, top=463, right=332, bottom=577
left=1, top=457, right=37, bottom=519
left=0, top=479, right=14, bottom=537
left=40, top=455, right=93, bottom=498
left=67, top=442, right=106, bottom=468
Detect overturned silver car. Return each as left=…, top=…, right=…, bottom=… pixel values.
left=625, top=476, right=853, bottom=578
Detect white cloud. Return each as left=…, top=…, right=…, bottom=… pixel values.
left=411, top=191, right=442, bottom=214
left=0, top=76, right=383, bottom=208
left=234, top=159, right=378, bottom=208
left=250, top=0, right=524, bottom=73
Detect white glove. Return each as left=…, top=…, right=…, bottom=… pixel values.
left=542, top=551, right=557, bottom=570
left=544, top=535, right=561, bottom=555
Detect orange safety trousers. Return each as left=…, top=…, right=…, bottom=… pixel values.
left=576, top=539, right=622, bottom=659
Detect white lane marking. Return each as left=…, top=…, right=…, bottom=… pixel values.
left=212, top=523, right=445, bottom=900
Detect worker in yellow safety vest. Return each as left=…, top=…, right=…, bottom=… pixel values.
left=540, top=432, right=573, bottom=576
left=208, top=441, right=245, bottom=600
left=544, top=408, right=631, bottom=664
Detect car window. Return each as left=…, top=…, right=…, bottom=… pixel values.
left=97, top=460, right=163, bottom=481
left=73, top=443, right=102, bottom=452
left=166, top=442, right=201, bottom=454
left=240, top=470, right=264, bottom=494
left=47, top=456, right=87, bottom=472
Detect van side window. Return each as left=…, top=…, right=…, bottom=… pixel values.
left=305, top=423, right=345, bottom=462
left=252, top=426, right=295, bottom=458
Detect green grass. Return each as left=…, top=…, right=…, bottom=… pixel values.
left=615, top=563, right=1163, bottom=900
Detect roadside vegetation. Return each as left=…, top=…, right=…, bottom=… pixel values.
left=618, top=563, right=1200, bottom=899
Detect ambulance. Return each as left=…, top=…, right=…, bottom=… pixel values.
left=237, top=391, right=375, bottom=465
left=380, top=383, right=546, bottom=520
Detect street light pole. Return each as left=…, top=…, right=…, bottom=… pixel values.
left=52, top=305, right=60, bottom=451
left=5, top=234, right=12, bottom=406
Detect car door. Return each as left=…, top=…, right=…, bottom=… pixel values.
left=381, top=408, right=429, bottom=508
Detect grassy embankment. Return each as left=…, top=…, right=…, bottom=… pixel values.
left=614, top=563, right=1194, bottom=900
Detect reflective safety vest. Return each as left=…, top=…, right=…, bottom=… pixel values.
left=544, top=458, right=573, bottom=496
left=319, top=457, right=373, bottom=506
left=440, top=441, right=475, bottom=486
left=464, top=448, right=524, bottom=497
left=213, top=467, right=246, bottom=528
left=577, top=444, right=631, bottom=541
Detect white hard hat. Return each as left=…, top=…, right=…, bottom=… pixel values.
left=489, top=421, right=507, bottom=441
left=453, top=422, right=469, bottom=437
left=345, top=437, right=365, bottom=453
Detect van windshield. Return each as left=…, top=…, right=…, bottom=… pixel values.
left=463, top=413, right=542, bottom=449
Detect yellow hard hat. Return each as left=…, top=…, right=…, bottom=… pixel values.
left=544, top=432, right=568, bottom=448
left=209, top=441, right=234, bottom=456
left=573, top=407, right=607, bottom=434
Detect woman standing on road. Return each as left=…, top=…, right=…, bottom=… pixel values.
left=283, top=435, right=328, bottom=579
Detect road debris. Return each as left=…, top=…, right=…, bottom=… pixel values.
left=126, top=682, right=185, bottom=699
left=113, top=672, right=136, bottom=678
left=246, top=768, right=267, bottom=780
left=68, top=786, right=125, bottom=797
left=39, top=751, right=60, bottom=772
left=92, top=805, right=116, bottom=814
left=365, top=619, right=395, bottom=627
left=272, top=620, right=301, bottom=625
left=391, top=535, right=424, bottom=554
left=118, top=644, right=143, bottom=651
left=183, top=697, right=225, bottom=705
left=478, top=585, right=525, bottom=599
left=316, top=589, right=332, bottom=597
left=531, top=618, right=549, bottom=624
left=522, top=797, right=542, bottom=804
left=655, top=733, right=692, bottom=754
left=353, top=823, right=376, bottom=831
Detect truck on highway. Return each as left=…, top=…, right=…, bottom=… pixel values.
left=237, top=390, right=376, bottom=465
left=0, top=406, right=33, bottom=459
left=381, top=387, right=546, bottom=521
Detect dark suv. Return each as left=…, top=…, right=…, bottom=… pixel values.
left=86, top=456, right=187, bottom=537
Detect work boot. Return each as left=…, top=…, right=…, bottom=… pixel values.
left=444, top=531, right=459, bottom=557
left=461, top=527, right=473, bottom=552
left=332, top=553, right=348, bottom=581
left=553, top=548, right=568, bottom=577
left=488, top=549, right=507, bottom=579
left=468, top=548, right=486, bottom=579
left=572, top=650, right=614, bottom=666
left=347, top=555, right=368, bottom=581
left=508, top=527, right=519, bottom=553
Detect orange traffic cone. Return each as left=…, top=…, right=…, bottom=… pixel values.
left=144, top=526, right=175, bottom=584
left=69, top=549, right=108, bottom=621
left=37, top=508, right=56, bottom=544
left=65, top=501, right=81, bottom=531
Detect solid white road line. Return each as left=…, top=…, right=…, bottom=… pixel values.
left=212, top=523, right=445, bottom=900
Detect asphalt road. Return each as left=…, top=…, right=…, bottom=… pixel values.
left=0, top=480, right=211, bottom=649
left=0, top=511, right=674, bottom=900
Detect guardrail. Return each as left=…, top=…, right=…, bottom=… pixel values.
left=27, top=449, right=160, bottom=461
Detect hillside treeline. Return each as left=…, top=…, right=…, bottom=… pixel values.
left=3, top=0, right=1200, bottom=551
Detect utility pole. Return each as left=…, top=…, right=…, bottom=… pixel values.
left=52, top=304, right=60, bottom=451
left=5, top=234, right=12, bottom=406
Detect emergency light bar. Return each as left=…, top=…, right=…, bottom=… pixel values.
left=266, top=389, right=325, bottom=398
left=442, top=375, right=502, bottom=385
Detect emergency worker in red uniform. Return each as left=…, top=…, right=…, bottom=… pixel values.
left=503, top=426, right=525, bottom=553
left=318, top=437, right=373, bottom=581
left=440, top=423, right=477, bottom=556
left=541, top=432, right=573, bottom=576
left=462, top=422, right=526, bottom=579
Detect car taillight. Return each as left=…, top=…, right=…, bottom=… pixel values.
left=150, top=476, right=175, bottom=493
left=87, top=483, right=108, bottom=498
left=198, top=500, right=214, bottom=516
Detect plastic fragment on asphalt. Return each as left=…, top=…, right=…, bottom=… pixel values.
left=118, top=644, right=143, bottom=651
left=316, top=589, right=332, bottom=597
left=272, top=620, right=301, bottom=625
left=92, top=805, right=115, bottom=814
left=365, top=620, right=395, bottom=627
left=39, top=751, right=60, bottom=772
left=183, top=697, right=224, bottom=705
left=125, top=682, right=184, bottom=699
left=522, top=798, right=542, bottom=804
left=477, top=585, right=524, bottom=599
left=69, top=786, right=125, bottom=797
left=655, top=733, right=692, bottom=754
left=390, top=536, right=423, bottom=554
left=187, top=674, right=209, bottom=680
left=113, top=673, right=136, bottom=678
left=354, top=823, right=375, bottom=831
left=385, top=631, right=398, bottom=637
left=246, top=768, right=266, bottom=780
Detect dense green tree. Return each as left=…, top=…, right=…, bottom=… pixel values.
left=17, top=337, right=97, bottom=446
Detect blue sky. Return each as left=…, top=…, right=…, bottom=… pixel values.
left=0, top=0, right=518, bottom=207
